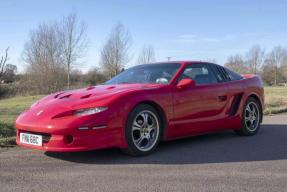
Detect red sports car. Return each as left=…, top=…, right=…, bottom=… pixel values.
left=16, top=61, right=264, bottom=156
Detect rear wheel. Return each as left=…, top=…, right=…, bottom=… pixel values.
left=235, top=97, right=262, bottom=136
left=123, top=104, right=162, bottom=156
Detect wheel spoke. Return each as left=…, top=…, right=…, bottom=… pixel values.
left=148, top=117, right=155, bottom=127
left=147, top=126, right=155, bottom=132
left=246, top=104, right=251, bottom=113
left=245, top=116, right=251, bottom=122
left=147, top=119, right=156, bottom=130
left=141, top=113, right=149, bottom=126
left=251, top=105, right=256, bottom=113
left=149, top=130, right=155, bottom=139
left=132, top=121, right=142, bottom=131
left=135, top=135, right=145, bottom=146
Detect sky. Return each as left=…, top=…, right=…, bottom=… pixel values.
left=0, top=0, right=287, bottom=73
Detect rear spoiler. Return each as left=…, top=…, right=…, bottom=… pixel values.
left=241, top=74, right=256, bottom=79
left=241, top=74, right=264, bottom=86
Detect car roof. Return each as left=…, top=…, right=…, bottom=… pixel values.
left=147, top=61, right=217, bottom=66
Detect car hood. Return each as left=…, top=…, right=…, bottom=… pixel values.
left=28, top=84, right=163, bottom=111
left=16, top=84, right=164, bottom=129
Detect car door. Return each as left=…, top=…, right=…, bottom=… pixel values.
left=171, top=63, right=230, bottom=137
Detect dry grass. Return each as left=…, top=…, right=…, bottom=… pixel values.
left=264, top=87, right=287, bottom=115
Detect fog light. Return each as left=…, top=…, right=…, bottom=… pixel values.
left=64, top=135, right=73, bottom=144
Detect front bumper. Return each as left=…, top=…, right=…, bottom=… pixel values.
left=16, top=126, right=122, bottom=152
left=15, top=104, right=128, bottom=152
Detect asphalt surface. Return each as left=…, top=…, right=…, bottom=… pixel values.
left=0, top=114, right=287, bottom=192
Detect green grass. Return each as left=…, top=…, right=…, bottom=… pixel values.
left=0, top=95, right=43, bottom=144
left=0, top=95, right=43, bottom=124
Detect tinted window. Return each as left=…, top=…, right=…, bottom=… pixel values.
left=210, top=64, right=231, bottom=82
left=179, top=64, right=217, bottom=85
left=225, top=68, right=243, bottom=81
left=105, top=63, right=181, bottom=85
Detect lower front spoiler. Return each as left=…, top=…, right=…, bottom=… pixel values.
left=16, top=140, right=93, bottom=152
left=16, top=128, right=124, bottom=152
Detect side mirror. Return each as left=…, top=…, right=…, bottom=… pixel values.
left=176, top=78, right=195, bottom=90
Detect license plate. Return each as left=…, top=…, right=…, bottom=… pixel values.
left=20, top=133, right=42, bottom=146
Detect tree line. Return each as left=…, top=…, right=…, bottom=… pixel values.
left=225, top=45, right=287, bottom=86
left=0, top=13, right=155, bottom=97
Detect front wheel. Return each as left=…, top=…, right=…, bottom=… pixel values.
left=235, top=97, right=262, bottom=136
left=123, top=104, right=162, bottom=156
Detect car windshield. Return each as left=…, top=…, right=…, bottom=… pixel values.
left=105, top=63, right=181, bottom=85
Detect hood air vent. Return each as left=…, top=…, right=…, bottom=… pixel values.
left=54, top=92, right=65, bottom=98
left=59, top=94, right=72, bottom=99
left=107, top=86, right=116, bottom=90
left=86, top=86, right=95, bottom=90
left=80, top=94, right=92, bottom=99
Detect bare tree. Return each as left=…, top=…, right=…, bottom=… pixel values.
left=246, top=45, right=265, bottom=74
left=0, top=47, right=9, bottom=80
left=262, top=59, right=275, bottom=85
left=84, top=68, right=107, bottom=85
left=23, top=22, right=66, bottom=93
left=281, top=64, right=287, bottom=85
left=2, top=64, right=17, bottom=83
left=60, top=13, right=88, bottom=88
left=22, top=13, right=88, bottom=93
left=100, top=23, right=132, bottom=78
left=266, top=46, right=287, bottom=86
left=137, top=45, right=156, bottom=64
left=224, top=54, right=248, bottom=74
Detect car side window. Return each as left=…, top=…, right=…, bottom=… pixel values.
left=225, top=68, right=243, bottom=81
left=210, top=64, right=231, bottom=82
left=179, top=64, right=218, bottom=85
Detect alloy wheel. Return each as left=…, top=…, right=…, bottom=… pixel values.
left=244, top=101, right=260, bottom=132
left=131, top=110, right=160, bottom=152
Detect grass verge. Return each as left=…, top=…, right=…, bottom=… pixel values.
left=0, top=95, right=43, bottom=147
left=264, top=87, right=287, bottom=115
left=0, top=137, right=16, bottom=147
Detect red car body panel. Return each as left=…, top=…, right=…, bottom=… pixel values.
left=15, top=61, right=264, bottom=152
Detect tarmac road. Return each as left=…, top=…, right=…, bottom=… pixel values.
left=0, top=114, right=287, bottom=192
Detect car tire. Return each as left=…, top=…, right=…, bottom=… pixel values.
left=122, top=104, right=162, bottom=156
left=235, top=97, right=262, bottom=136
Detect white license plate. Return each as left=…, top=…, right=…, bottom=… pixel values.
left=20, top=133, right=42, bottom=146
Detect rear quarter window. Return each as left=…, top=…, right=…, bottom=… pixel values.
left=225, top=68, right=243, bottom=81
left=209, top=64, right=230, bottom=82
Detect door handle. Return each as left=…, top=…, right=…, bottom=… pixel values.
left=218, top=95, right=227, bottom=101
